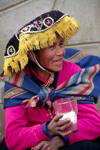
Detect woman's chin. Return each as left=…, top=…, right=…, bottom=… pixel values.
left=50, top=66, right=63, bottom=72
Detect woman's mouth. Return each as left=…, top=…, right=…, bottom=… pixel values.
left=55, top=60, right=62, bottom=62
left=54, top=59, right=63, bottom=64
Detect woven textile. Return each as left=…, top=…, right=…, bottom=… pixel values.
left=0, top=49, right=100, bottom=108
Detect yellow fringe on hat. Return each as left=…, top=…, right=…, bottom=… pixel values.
left=4, top=16, right=79, bottom=76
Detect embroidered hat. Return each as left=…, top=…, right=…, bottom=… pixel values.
left=4, top=10, right=79, bottom=76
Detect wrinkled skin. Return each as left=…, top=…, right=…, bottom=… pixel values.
left=31, top=114, right=72, bottom=150
left=31, top=136, right=65, bottom=150
left=35, top=34, right=65, bottom=79
left=47, top=113, right=72, bottom=136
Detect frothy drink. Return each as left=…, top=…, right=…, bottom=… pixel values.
left=53, top=98, right=78, bottom=133
left=60, top=111, right=78, bottom=132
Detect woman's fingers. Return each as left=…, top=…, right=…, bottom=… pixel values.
left=47, top=113, right=73, bottom=136
left=32, top=141, right=44, bottom=150
left=60, top=130, right=72, bottom=136
left=33, top=141, right=52, bottom=150
left=54, top=118, right=73, bottom=136
left=53, top=113, right=63, bottom=122
left=57, top=118, right=71, bottom=126
left=60, top=120, right=72, bottom=130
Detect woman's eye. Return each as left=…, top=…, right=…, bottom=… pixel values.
left=50, top=45, right=55, bottom=48
left=59, top=42, right=64, bottom=46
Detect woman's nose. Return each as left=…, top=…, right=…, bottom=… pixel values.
left=56, top=46, right=65, bottom=56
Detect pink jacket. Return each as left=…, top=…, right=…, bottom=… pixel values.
left=5, top=62, right=100, bottom=149
left=5, top=103, right=100, bottom=149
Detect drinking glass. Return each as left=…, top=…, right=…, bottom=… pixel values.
left=53, top=97, right=78, bottom=133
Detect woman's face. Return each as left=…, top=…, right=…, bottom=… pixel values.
left=35, top=34, right=65, bottom=78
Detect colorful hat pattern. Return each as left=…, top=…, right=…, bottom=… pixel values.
left=4, top=10, right=79, bottom=76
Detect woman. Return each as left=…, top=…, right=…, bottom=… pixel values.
left=0, top=10, right=100, bottom=150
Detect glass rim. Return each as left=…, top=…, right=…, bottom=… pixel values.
left=53, top=97, right=77, bottom=105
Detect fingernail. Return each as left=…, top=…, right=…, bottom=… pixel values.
left=67, top=118, right=70, bottom=121
left=60, top=113, right=63, bottom=116
left=69, top=131, right=72, bottom=134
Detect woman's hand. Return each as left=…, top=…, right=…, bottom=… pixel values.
left=31, top=136, right=65, bottom=150
left=47, top=113, right=72, bottom=136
